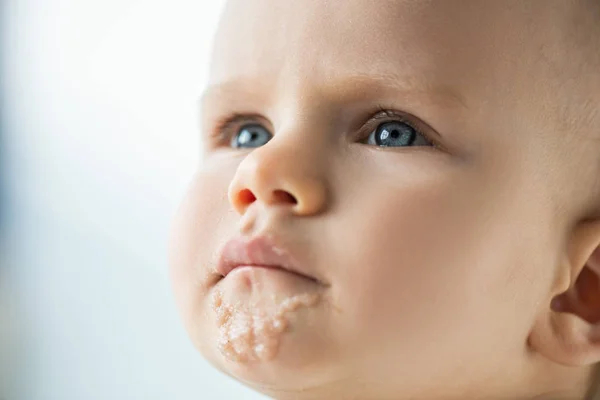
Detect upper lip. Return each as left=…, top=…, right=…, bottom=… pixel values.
left=216, top=235, right=320, bottom=283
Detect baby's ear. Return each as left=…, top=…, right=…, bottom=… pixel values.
left=529, top=219, right=600, bottom=366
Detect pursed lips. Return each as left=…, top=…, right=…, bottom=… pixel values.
left=216, top=235, right=322, bottom=284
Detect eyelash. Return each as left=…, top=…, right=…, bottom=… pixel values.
left=363, top=105, right=441, bottom=150
left=210, top=112, right=262, bottom=146
left=209, top=106, right=442, bottom=150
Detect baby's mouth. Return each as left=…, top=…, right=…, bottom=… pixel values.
left=215, top=234, right=323, bottom=285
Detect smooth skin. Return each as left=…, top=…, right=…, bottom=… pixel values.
left=169, top=1, right=600, bottom=399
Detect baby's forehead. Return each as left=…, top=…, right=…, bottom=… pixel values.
left=214, top=1, right=590, bottom=96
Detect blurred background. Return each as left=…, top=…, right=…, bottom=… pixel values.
left=1, top=0, right=266, bottom=398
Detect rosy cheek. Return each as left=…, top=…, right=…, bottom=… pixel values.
left=169, top=167, right=234, bottom=313
left=330, top=172, right=484, bottom=337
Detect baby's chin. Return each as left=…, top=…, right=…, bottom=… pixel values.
left=195, top=267, right=339, bottom=394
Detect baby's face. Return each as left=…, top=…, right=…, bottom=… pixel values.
left=170, top=1, right=599, bottom=398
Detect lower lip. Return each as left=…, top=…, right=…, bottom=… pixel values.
left=222, top=265, right=319, bottom=291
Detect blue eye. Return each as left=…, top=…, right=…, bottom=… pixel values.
left=231, top=124, right=272, bottom=148
left=367, top=121, right=432, bottom=147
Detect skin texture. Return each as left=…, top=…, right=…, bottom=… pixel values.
left=169, top=1, right=600, bottom=399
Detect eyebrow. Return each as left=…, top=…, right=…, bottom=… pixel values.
left=200, top=72, right=468, bottom=113
left=322, top=72, right=467, bottom=110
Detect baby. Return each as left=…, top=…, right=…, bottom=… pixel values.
left=168, top=0, right=600, bottom=398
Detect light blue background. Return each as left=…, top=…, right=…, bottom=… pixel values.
left=1, top=1, right=267, bottom=398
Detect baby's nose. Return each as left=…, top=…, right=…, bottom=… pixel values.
left=227, top=136, right=329, bottom=216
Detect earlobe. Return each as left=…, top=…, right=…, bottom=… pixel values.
left=528, top=219, right=600, bottom=367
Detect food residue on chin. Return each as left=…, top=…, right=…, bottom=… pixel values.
left=211, top=290, right=320, bottom=363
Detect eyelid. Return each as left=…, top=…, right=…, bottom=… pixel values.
left=207, top=112, right=271, bottom=148
left=361, top=107, right=444, bottom=151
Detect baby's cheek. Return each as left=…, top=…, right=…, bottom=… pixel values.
left=168, top=166, right=236, bottom=338
left=330, top=174, right=509, bottom=361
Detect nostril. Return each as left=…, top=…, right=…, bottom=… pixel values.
left=273, top=189, right=297, bottom=205
left=238, top=189, right=256, bottom=204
